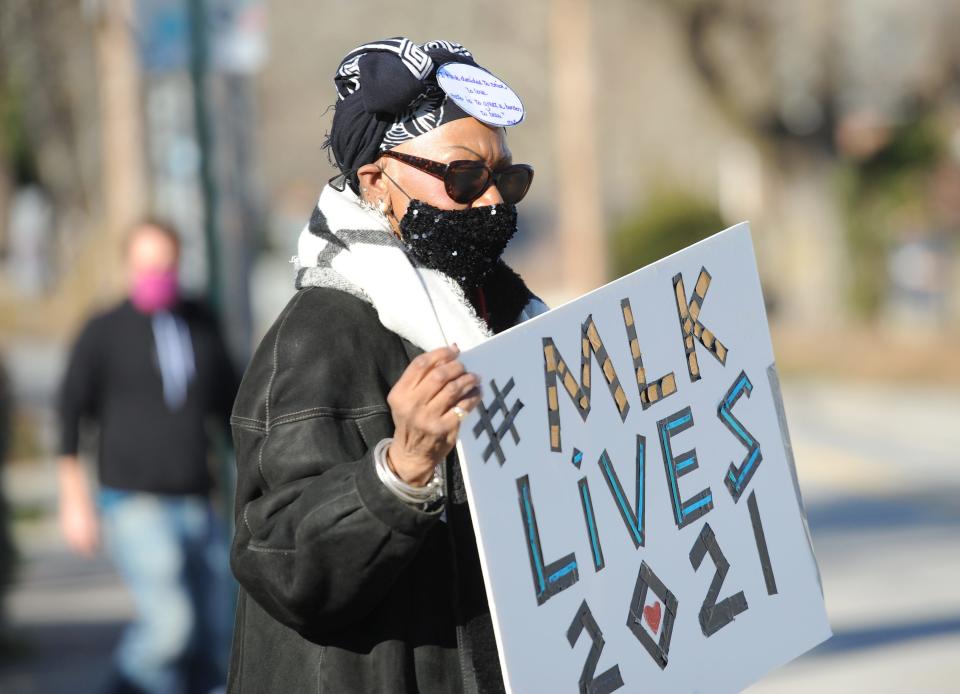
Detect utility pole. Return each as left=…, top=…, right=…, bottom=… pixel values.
left=550, top=0, right=607, bottom=299
left=93, top=0, right=148, bottom=291
left=187, top=0, right=221, bottom=315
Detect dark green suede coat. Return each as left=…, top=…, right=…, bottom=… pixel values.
left=228, top=276, right=535, bottom=693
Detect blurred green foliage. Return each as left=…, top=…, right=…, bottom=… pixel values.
left=839, top=117, right=943, bottom=318
left=0, top=77, right=33, bottom=182
left=609, top=189, right=725, bottom=278
left=8, top=413, right=43, bottom=463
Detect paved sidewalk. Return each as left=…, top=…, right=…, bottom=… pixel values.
left=0, top=459, right=131, bottom=693
left=0, top=549, right=127, bottom=692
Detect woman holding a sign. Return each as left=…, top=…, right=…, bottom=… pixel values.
left=227, top=38, right=544, bottom=693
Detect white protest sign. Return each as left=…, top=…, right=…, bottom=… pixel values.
left=437, top=62, right=525, bottom=126
left=456, top=223, right=831, bottom=694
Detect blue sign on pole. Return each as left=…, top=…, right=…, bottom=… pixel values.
left=136, top=0, right=190, bottom=73
left=136, top=0, right=266, bottom=75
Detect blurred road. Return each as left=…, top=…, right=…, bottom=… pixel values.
left=0, top=379, right=958, bottom=693
left=749, top=380, right=960, bottom=694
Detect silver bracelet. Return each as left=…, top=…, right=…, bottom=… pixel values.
left=374, top=438, right=444, bottom=506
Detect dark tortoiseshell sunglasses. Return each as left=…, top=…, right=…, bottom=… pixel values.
left=380, top=150, right=534, bottom=205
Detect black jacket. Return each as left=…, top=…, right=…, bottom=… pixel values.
left=228, top=273, right=536, bottom=693
left=59, top=299, right=236, bottom=494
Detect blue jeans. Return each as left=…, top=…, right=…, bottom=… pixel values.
left=100, top=489, right=235, bottom=694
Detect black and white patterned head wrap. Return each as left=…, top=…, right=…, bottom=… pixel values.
left=326, top=38, right=481, bottom=192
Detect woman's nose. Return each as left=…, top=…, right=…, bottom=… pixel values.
left=471, top=181, right=504, bottom=207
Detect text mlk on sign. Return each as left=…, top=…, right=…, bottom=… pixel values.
left=455, top=223, right=831, bottom=694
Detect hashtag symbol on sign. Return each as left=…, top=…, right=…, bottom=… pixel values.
left=472, top=378, right=524, bottom=465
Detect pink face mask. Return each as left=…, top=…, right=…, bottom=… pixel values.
left=131, top=269, right=179, bottom=313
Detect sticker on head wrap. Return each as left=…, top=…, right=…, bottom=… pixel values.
left=436, top=62, right=525, bottom=126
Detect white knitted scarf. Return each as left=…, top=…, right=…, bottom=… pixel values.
left=293, top=184, right=546, bottom=351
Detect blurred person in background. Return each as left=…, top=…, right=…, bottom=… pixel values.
left=227, top=38, right=545, bottom=693
left=58, top=220, right=239, bottom=694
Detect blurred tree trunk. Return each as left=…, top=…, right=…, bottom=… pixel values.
left=0, top=2, right=95, bottom=213
left=0, top=0, right=111, bottom=304
left=551, top=0, right=607, bottom=298
left=93, top=0, right=148, bottom=284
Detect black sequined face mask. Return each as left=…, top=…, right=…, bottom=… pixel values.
left=399, top=199, right=518, bottom=289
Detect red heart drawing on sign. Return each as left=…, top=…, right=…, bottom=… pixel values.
left=643, top=602, right=662, bottom=634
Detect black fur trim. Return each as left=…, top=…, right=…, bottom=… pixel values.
left=477, top=262, right=535, bottom=334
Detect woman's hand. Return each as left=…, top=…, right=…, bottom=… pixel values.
left=386, top=345, right=481, bottom=486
